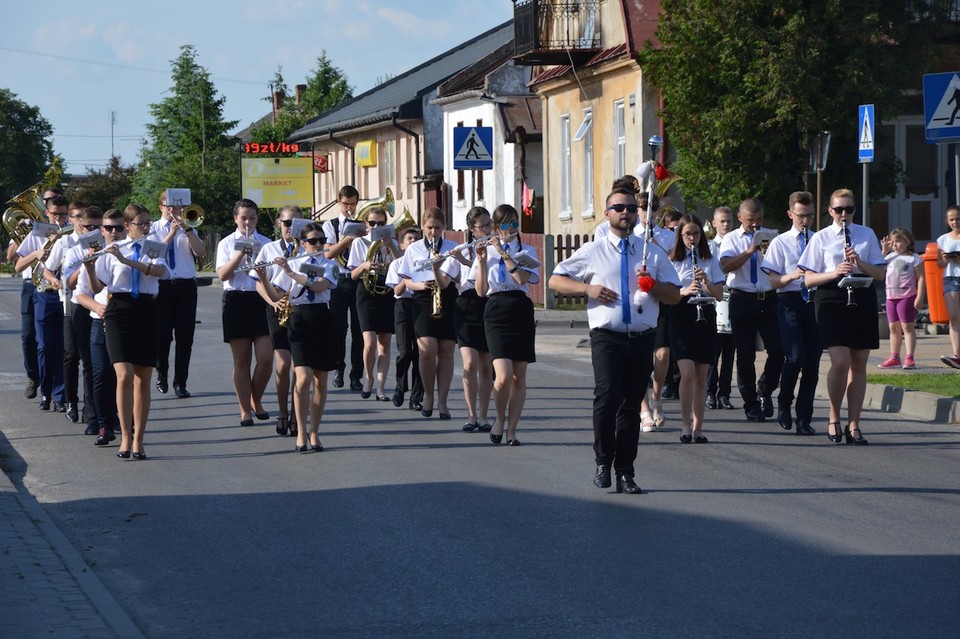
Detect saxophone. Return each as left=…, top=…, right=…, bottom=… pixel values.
left=276, top=241, right=299, bottom=327
left=429, top=240, right=443, bottom=319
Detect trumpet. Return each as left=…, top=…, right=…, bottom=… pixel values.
left=67, top=238, right=138, bottom=269
left=181, top=204, right=204, bottom=229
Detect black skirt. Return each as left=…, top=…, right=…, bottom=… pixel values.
left=104, top=293, right=157, bottom=367
left=484, top=291, right=536, bottom=362
left=815, top=284, right=879, bottom=350
left=412, top=283, right=458, bottom=341
left=455, top=288, right=489, bottom=351
left=265, top=303, right=290, bottom=351
left=222, top=291, right=269, bottom=343
left=654, top=301, right=670, bottom=349
left=287, top=303, right=337, bottom=370
left=356, top=283, right=396, bottom=334
left=667, top=300, right=717, bottom=364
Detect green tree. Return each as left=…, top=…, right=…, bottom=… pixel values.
left=0, top=88, right=53, bottom=199
left=66, top=156, right=135, bottom=210
left=131, top=45, right=240, bottom=231
left=250, top=67, right=307, bottom=149
left=43, top=155, right=66, bottom=191
left=641, top=0, right=952, bottom=218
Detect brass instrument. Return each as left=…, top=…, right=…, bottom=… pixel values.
left=428, top=239, right=443, bottom=319
left=277, top=293, right=292, bottom=327
left=333, top=188, right=407, bottom=268
left=362, top=206, right=416, bottom=295
left=34, top=225, right=74, bottom=292
left=181, top=204, right=204, bottom=229
left=3, top=182, right=47, bottom=246
left=703, top=219, right=717, bottom=241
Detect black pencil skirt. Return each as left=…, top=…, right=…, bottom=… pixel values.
left=667, top=300, right=717, bottom=364
left=356, top=284, right=396, bottom=334
left=265, top=303, right=290, bottom=350
left=484, top=291, right=536, bottom=362
left=454, top=288, right=489, bottom=351
left=815, top=284, right=879, bottom=350
left=287, top=303, right=337, bottom=371
left=104, top=293, right=157, bottom=367
left=412, top=283, right=458, bottom=341
left=222, top=291, right=269, bottom=343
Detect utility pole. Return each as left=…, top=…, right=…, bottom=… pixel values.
left=111, top=111, right=116, bottom=157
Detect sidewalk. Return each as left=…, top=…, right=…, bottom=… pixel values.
left=0, top=468, right=143, bottom=639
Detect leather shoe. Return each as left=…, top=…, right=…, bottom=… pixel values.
left=615, top=474, right=642, bottom=494
left=409, top=400, right=422, bottom=411
left=594, top=464, right=612, bottom=488
left=24, top=379, right=38, bottom=399
left=54, top=401, right=67, bottom=413
left=718, top=395, right=735, bottom=410
left=84, top=423, right=99, bottom=436
left=705, top=395, right=717, bottom=409
left=760, top=394, right=774, bottom=418
left=38, top=396, right=51, bottom=411
left=94, top=428, right=115, bottom=446
left=156, top=377, right=168, bottom=394
left=66, top=402, right=79, bottom=423
left=332, top=371, right=344, bottom=388
left=777, top=406, right=793, bottom=430
left=795, top=420, right=816, bottom=436
left=173, top=384, right=191, bottom=399
left=349, top=378, right=364, bottom=392
left=661, top=383, right=678, bottom=400
left=744, top=407, right=766, bottom=422
left=392, top=389, right=404, bottom=407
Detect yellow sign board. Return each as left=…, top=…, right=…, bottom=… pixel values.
left=355, top=140, right=377, bottom=167
left=241, top=157, right=314, bottom=208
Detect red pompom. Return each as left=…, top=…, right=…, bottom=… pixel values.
left=655, top=163, right=670, bottom=181
left=638, top=275, right=655, bottom=292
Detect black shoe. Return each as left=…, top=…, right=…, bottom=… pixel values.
left=477, top=423, right=493, bottom=432
left=795, top=420, right=816, bottom=436
left=705, top=395, right=717, bottom=410
left=827, top=422, right=843, bottom=443
left=760, top=394, right=774, bottom=418
left=615, top=474, right=642, bottom=494
left=156, top=377, right=168, bottom=394
left=777, top=406, right=793, bottom=430
left=132, top=451, right=147, bottom=460
left=489, top=431, right=503, bottom=445
left=680, top=433, right=692, bottom=444
left=349, top=378, right=364, bottom=392
left=53, top=401, right=66, bottom=413
left=116, top=450, right=131, bottom=459
left=409, top=400, right=422, bottom=411
left=661, top=384, right=678, bottom=400
left=295, top=444, right=309, bottom=453
left=718, top=395, right=735, bottom=410
left=173, top=384, right=191, bottom=399
left=844, top=424, right=869, bottom=445
left=507, top=438, right=520, bottom=446
left=694, top=434, right=709, bottom=444
left=65, top=402, right=79, bottom=423
left=360, top=390, right=372, bottom=399
left=38, top=396, right=51, bottom=411
left=462, top=422, right=479, bottom=432
left=333, top=371, right=344, bottom=388
left=94, top=428, right=115, bottom=446
left=83, top=423, right=99, bottom=436
left=421, top=409, right=433, bottom=418
left=24, top=379, right=38, bottom=399
left=392, top=389, right=404, bottom=407
left=594, top=464, right=612, bottom=488
left=744, top=407, right=766, bottom=422
left=311, top=441, right=323, bottom=452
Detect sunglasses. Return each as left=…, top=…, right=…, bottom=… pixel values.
left=82, top=224, right=102, bottom=231
left=103, top=224, right=125, bottom=232
left=280, top=219, right=296, bottom=227
left=499, top=220, right=519, bottom=230
left=832, top=205, right=855, bottom=215
left=366, top=220, right=386, bottom=227
left=302, top=237, right=324, bottom=245
left=606, top=204, right=639, bottom=214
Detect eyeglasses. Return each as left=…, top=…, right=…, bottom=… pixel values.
left=831, top=205, right=855, bottom=215
left=302, top=237, right=324, bottom=245
left=498, top=220, right=520, bottom=231
left=606, top=204, right=639, bottom=214
left=366, top=220, right=386, bottom=227
left=103, top=225, right=125, bottom=232
left=130, top=221, right=151, bottom=228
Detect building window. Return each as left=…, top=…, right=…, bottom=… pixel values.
left=560, top=114, right=571, bottom=219
left=382, top=138, right=396, bottom=186
left=574, top=108, right=593, bottom=217
left=614, top=100, right=626, bottom=178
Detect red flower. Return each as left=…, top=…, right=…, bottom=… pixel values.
left=655, top=163, right=670, bottom=181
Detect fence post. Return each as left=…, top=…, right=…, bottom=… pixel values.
left=544, top=234, right=556, bottom=308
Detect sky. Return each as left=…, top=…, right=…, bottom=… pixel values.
left=2, top=0, right=514, bottom=176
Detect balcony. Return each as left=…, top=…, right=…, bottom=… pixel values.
left=513, top=0, right=602, bottom=66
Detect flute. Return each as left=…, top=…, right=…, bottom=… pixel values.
left=413, top=233, right=498, bottom=271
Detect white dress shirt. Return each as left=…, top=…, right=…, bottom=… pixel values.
left=150, top=218, right=199, bottom=279
left=385, top=257, right=413, bottom=299
left=553, top=232, right=681, bottom=332
left=269, top=254, right=339, bottom=306
left=43, top=233, right=82, bottom=305
left=797, top=222, right=883, bottom=275
left=396, top=238, right=461, bottom=284
left=216, top=230, right=270, bottom=291
left=94, top=238, right=169, bottom=296
left=671, top=251, right=725, bottom=289
left=346, top=235, right=400, bottom=272
left=466, top=239, right=541, bottom=295
left=249, top=238, right=298, bottom=284
left=595, top=219, right=677, bottom=251
left=718, top=226, right=777, bottom=292
left=322, top=214, right=354, bottom=276
left=761, top=228, right=811, bottom=293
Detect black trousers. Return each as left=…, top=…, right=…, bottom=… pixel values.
left=20, top=280, right=38, bottom=382
left=591, top=328, right=654, bottom=477
left=330, top=275, right=363, bottom=381
left=777, top=292, right=821, bottom=423
left=729, top=293, right=783, bottom=411
left=394, top=298, right=423, bottom=402
left=707, top=333, right=735, bottom=398
left=69, top=304, right=96, bottom=427
left=155, top=279, right=198, bottom=385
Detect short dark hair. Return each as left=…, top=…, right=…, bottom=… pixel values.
left=81, top=206, right=104, bottom=222
left=605, top=188, right=637, bottom=208
left=233, top=199, right=258, bottom=216
left=103, top=208, right=124, bottom=223
left=45, top=194, right=68, bottom=209
left=788, top=191, right=814, bottom=208
left=300, top=222, right=325, bottom=242
left=338, top=185, right=360, bottom=201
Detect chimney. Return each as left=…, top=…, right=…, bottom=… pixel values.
left=273, top=90, right=285, bottom=113
left=295, top=84, right=307, bottom=106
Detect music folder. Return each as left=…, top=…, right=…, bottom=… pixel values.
left=837, top=275, right=874, bottom=288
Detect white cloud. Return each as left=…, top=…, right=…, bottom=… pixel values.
left=35, top=18, right=99, bottom=48
left=376, top=7, right=451, bottom=36
left=102, top=22, right=149, bottom=63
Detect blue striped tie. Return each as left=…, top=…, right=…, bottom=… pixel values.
left=306, top=257, right=315, bottom=302
left=131, top=243, right=141, bottom=299
left=620, top=237, right=631, bottom=325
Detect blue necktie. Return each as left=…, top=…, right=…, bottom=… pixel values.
left=498, top=242, right=509, bottom=283
left=620, top=237, right=631, bottom=325
left=798, top=232, right=809, bottom=302
left=131, top=243, right=141, bottom=299
left=306, top=257, right=315, bottom=302
left=748, top=233, right=758, bottom=284
left=285, top=241, right=294, bottom=257
left=167, top=224, right=176, bottom=270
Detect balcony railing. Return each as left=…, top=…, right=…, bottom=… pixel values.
left=514, top=1, right=602, bottom=65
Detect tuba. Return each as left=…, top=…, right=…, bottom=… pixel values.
left=3, top=182, right=47, bottom=246
left=362, top=205, right=416, bottom=295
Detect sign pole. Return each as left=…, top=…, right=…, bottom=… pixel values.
left=862, top=164, right=869, bottom=227
left=955, top=145, right=960, bottom=207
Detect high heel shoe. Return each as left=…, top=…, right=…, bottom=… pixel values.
left=132, top=451, right=147, bottom=460
left=489, top=431, right=503, bottom=445
left=294, top=444, right=309, bottom=453
left=360, top=390, right=372, bottom=399
left=116, top=450, right=131, bottom=459
left=844, top=424, right=869, bottom=445
left=276, top=416, right=289, bottom=437
left=827, top=422, right=843, bottom=443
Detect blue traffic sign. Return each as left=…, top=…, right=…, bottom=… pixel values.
left=453, top=126, right=494, bottom=170
left=923, top=71, right=960, bottom=143
left=858, top=104, right=875, bottom=163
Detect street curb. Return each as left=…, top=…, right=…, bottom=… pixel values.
left=815, top=378, right=960, bottom=424
left=0, top=469, right=145, bottom=639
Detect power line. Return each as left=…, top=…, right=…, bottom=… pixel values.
left=0, top=45, right=265, bottom=86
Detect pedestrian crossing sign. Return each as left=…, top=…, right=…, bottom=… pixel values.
left=453, top=126, right=494, bottom=170
left=923, top=71, right=960, bottom=143
left=858, top=104, right=874, bottom=163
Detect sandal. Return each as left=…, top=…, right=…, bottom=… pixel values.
left=652, top=398, right=665, bottom=428
left=276, top=416, right=289, bottom=437
left=640, top=411, right=656, bottom=433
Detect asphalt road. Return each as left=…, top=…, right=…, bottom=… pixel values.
left=1, top=276, right=958, bottom=638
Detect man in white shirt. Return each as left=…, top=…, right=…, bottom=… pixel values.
left=706, top=206, right=736, bottom=410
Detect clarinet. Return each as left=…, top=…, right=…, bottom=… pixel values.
left=690, top=245, right=706, bottom=324
left=842, top=220, right=856, bottom=307
left=801, top=228, right=813, bottom=304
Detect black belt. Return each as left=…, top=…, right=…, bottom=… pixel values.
left=292, top=302, right=329, bottom=310
left=779, top=291, right=804, bottom=299
left=730, top=288, right=773, bottom=301
left=161, top=278, right=196, bottom=284
left=593, top=327, right=655, bottom=339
